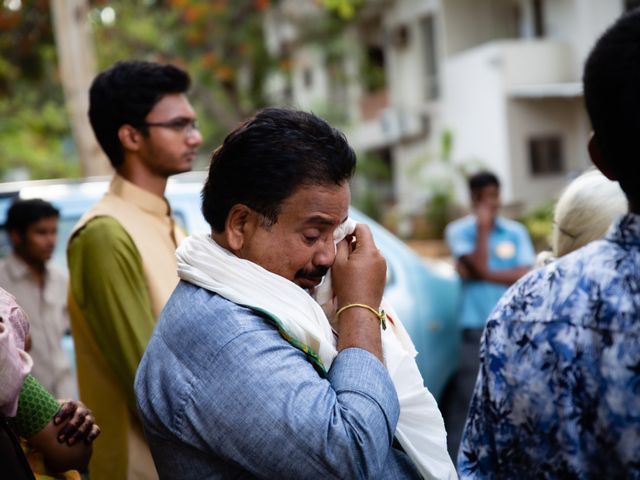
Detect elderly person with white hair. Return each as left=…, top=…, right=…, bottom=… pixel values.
left=537, top=169, right=627, bottom=265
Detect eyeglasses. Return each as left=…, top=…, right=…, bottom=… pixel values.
left=136, top=118, right=199, bottom=135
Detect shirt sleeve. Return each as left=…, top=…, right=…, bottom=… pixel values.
left=446, top=221, right=476, bottom=259
left=151, top=323, right=402, bottom=478
left=68, top=216, right=155, bottom=414
left=515, top=224, right=536, bottom=267
left=220, top=345, right=399, bottom=478
left=7, top=374, right=60, bottom=439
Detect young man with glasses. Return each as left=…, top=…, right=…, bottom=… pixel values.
left=66, top=60, right=202, bottom=480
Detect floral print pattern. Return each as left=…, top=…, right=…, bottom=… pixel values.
left=458, top=214, right=640, bottom=479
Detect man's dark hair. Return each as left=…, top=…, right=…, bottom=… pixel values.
left=5, top=199, right=59, bottom=235
left=88, top=60, right=191, bottom=168
left=583, top=8, right=640, bottom=201
left=468, top=171, right=500, bottom=193
left=202, top=108, right=356, bottom=233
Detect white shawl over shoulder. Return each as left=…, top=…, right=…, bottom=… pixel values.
left=176, top=223, right=456, bottom=480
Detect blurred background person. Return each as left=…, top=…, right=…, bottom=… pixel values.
left=0, top=199, right=75, bottom=399
left=537, top=168, right=627, bottom=266
left=442, top=171, right=535, bottom=460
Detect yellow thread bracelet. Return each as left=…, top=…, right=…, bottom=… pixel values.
left=336, top=303, right=387, bottom=330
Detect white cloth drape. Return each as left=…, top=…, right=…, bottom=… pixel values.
left=176, top=224, right=457, bottom=480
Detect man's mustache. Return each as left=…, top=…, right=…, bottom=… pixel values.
left=295, top=266, right=329, bottom=280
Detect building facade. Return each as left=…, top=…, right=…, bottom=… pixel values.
left=264, top=0, right=630, bottom=227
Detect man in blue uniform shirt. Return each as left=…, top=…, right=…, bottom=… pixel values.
left=443, top=171, right=534, bottom=459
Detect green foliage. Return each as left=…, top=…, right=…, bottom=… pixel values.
left=355, top=152, right=391, bottom=182
left=352, top=151, right=392, bottom=222
left=360, top=51, right=386, bottom=92
left=0, top=2, right=80, bottom=180
left=0, top=0, right=373, bottom=180
left=322, top=0, right=364, bottom=20
left=424, top=189, right=454, bottom=240
left=0, top=108, right=80, bottom=180
left=90, top=0, right=279, bottom=154
left=518, top=201, right=554, bottom=251
left=406, top=129, right=485, bottom=239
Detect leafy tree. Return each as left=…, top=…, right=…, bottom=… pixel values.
left=0, top=1, right=80, bottom=180
left=90, top=0, right=279, bottom=160
left=322, top=0, right=363, bottom=20
left=0, top=0, right=365, bottom=179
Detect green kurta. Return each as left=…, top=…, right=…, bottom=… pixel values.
left=67, top=216, right=154, bottom=415
left=67, top=174, right=183, bottom=480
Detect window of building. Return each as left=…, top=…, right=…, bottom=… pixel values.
left=360, top=46, right=386, bottom=93
left=528, top=135, right=564, bottom=175
left=532, top=0, right=545, bottom=38
left=390, top=25, right=410, bottom=49
left=302, top=68, right=313, bottom=88
left=421, top=15, right=439, bottom=100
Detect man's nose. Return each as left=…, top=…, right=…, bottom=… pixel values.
left=314, top=238, right=336, bottom=268
left=187, top=128, right=203, bottom=147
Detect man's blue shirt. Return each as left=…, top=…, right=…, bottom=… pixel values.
left=445, top=215, right=535, bottom=329
left=458, top=213, right=640, bottom=479
left=134, top=281, right=422, bottom=479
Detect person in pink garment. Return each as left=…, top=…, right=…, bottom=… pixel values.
left=0, top=287, right=101, bottom=478
left=0, top=287, right=33, bottom=417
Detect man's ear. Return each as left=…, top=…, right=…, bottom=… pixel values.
left=224, top=204, right=256, bottom=252
left=117, top=124, right=143, bottom=152
left=588, top=133, right=617, bottom=180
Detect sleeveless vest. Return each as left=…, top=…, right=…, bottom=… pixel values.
left=68, top=174, right=185, bottom=480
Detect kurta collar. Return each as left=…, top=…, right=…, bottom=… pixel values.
left=109, top=174, right=171, bottom=217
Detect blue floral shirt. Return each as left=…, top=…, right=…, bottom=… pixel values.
left=458, top=213, right=640, bottom=479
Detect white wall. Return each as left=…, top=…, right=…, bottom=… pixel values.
left=269, top=0, right=626, bottom=216
left=384, top=1, right=439, bottom=110
left=546, top=0, right=623, bottom=77
left=441, top=0, right=519, bottom=56
left=441, top=42, right=512, bottom=201
left=507, top=97, right=590, bottom=206
left=501, top=40, right=575, bottom=86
